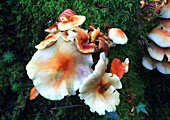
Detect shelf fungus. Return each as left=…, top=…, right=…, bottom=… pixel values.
left=148, top=24, right=170, bottom=48
left=79, top=52, right=122, bottom=115
left=26, top=37, right=93, bottom=100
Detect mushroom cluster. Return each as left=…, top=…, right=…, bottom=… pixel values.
left=142, top=1, right=170, bottom=74
left=26, top=9, right=129, bottom=115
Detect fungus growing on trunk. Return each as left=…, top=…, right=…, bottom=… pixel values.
left=26, top=36, right=93, bottom=100
left=79, top=52, right=122, bottom=115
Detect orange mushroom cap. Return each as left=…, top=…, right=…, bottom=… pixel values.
left=108, top=28, right=128, bottom=45
left=147, top=42, right=170, bottom=61
left=58, top=15, right=86, bottom=31
left=91, top=27, right=101, bottom=43
left=111, top=58, right=125, bottom=80
left=57, top=9, right=77, bottom=22
left=72, top=27, right=96, bottom=53
left=35, top=32, right=61, bottom=49
left=148, top=24, right=170, bottom=47
left=79, top=52, right=122, bottom=115
left=45, top=22, right=59, bottom=33
left=26, top=36, right=93, bottom=100
left=30, top=87, right=39, bottom=100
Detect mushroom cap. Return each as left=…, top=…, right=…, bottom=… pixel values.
left=108, top=28, right=128, bottom=45
left=57, top=9, right=77, bottom=22
left=79, top=52, right=121, bottom=115
left=61, top=30, right=78, bottom=42
left=123, top=58, right=129, bottom=73
left=45, top=22, right=59, bottom=33
left=159, top=1, right=170, bottom=18
left=147, top=42, right=170, bottom=61
left=26, top=37, right=93, bottom=100
left=73, top=27, right=96, bottom=53
left=156, top=59, right=170, bottom=74
left=58, top=15, right=86, bottom=31
left=160, top=19, right=170, bottom=32
left=111, top=58, right=125, bottom=79
left=142, top=55, right=157, bottom=70
left=148, top=24, right=170, bottom=47
left=30, top=87, right=39, bottom=100
left=91, top=27, right=101, bottom=42
left=35, top=32, right=61, bottom=50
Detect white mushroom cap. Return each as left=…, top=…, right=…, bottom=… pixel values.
left=123, top=58, right=129, bottom=73
left=147, top=42, right=170, bottom=61
left=156, top=59, right=170, bottom=74
left=148, top=24, right=170, bottom=47
left=79, top=52, right=122, bottom=115
left=108, top=28, right=128, bottom=45
left=142, top=55, right=157, bottom=70
left=159, top=1, right=170, bottom=18
left=26, top=36, right=93, bottom=100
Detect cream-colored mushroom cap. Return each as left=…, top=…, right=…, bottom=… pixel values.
left=148, top=24, right=170, bottom=47
left=35, top=32, right=61, bottom=50
left=108, top=28, right=128, bottom=45
left=79, top=52, right=122, bottom=115
left=147, top=42, right=170, bottom=61
left=142, top=55, right=157, bottom=70
left=156, top=59, right=170, bottom=74
left=58, top=15, right=86, bottom=31
left=26, top=37, right=93, bottom=100
left=159, top=1, right=170, bottom=18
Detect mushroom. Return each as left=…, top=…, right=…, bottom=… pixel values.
left=57, top=9, right=77, bottom=22
left=91, top=27, right=101, bottom=43
left=148, top=24, right=170, bottom=47
left=58, top=15, right=86, bottom=31
left=61, top=29, right=78, bottom=42
left=142, top=55, right=157, bottom=70
left=79, top=52, right=122, bottom=115
left=35, top=32, right=61, bottom=49
left=159, top=0, right=170, bottom=18
left=26, top=36, right=93, bottom=100
left=156, top=59, right=170, bottom=74
left=72, top=27, right=96, bottom=53
left=108, top=28, right=128, bottom=45
left=111, top=58, right=127, bottom=79
left=147, top=42, right=170, bottom=61
left=30, top=87, right=39, bottom=100
left=160, top=19, right=170, bottom=32
left=45, top=22, right=59, bottom=33
left=122, top=58, right=130, bottom=73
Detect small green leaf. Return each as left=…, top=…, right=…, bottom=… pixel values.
left=135, top=102, right=148, bottom=115
left=104, top=111, right=120, bottom=120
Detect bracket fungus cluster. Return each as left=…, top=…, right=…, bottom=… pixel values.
left=26, top=9, right=129, bottom=115
left=142, top=1, right=170, bottom=74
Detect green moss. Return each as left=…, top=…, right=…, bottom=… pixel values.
left=0, top=0, right=169, bottom=119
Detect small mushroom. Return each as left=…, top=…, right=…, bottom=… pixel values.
left=111, top=58, right=126, bottom=79
left=45, top=22, right=59, bottom=33
left=108, top=28, right=128, bottom=45
left=122, top=58, right=129, bottom=73
left=159, top=0, right=170, bottom=18
left=57, top=9, right=77, bottom=22
left=142, top=55, right=157, bottom=70
left=72, top=27, right=96, bottom=53
left=156, top=59, right=170, bottom=74
left=26, top=36, right=93, bottom=100
left=58, top=15, right=86, bottom=31
left=148, top=24, right=170, bottom=47
left=79, top=52, right=122, bottom=115
left=91, top=27, right=101, bottom=42
left=30, top=87, right=39, bottom=100
left=147, top=42, right=170, bottom=61
left=35, top=32, right=61, bottom=50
